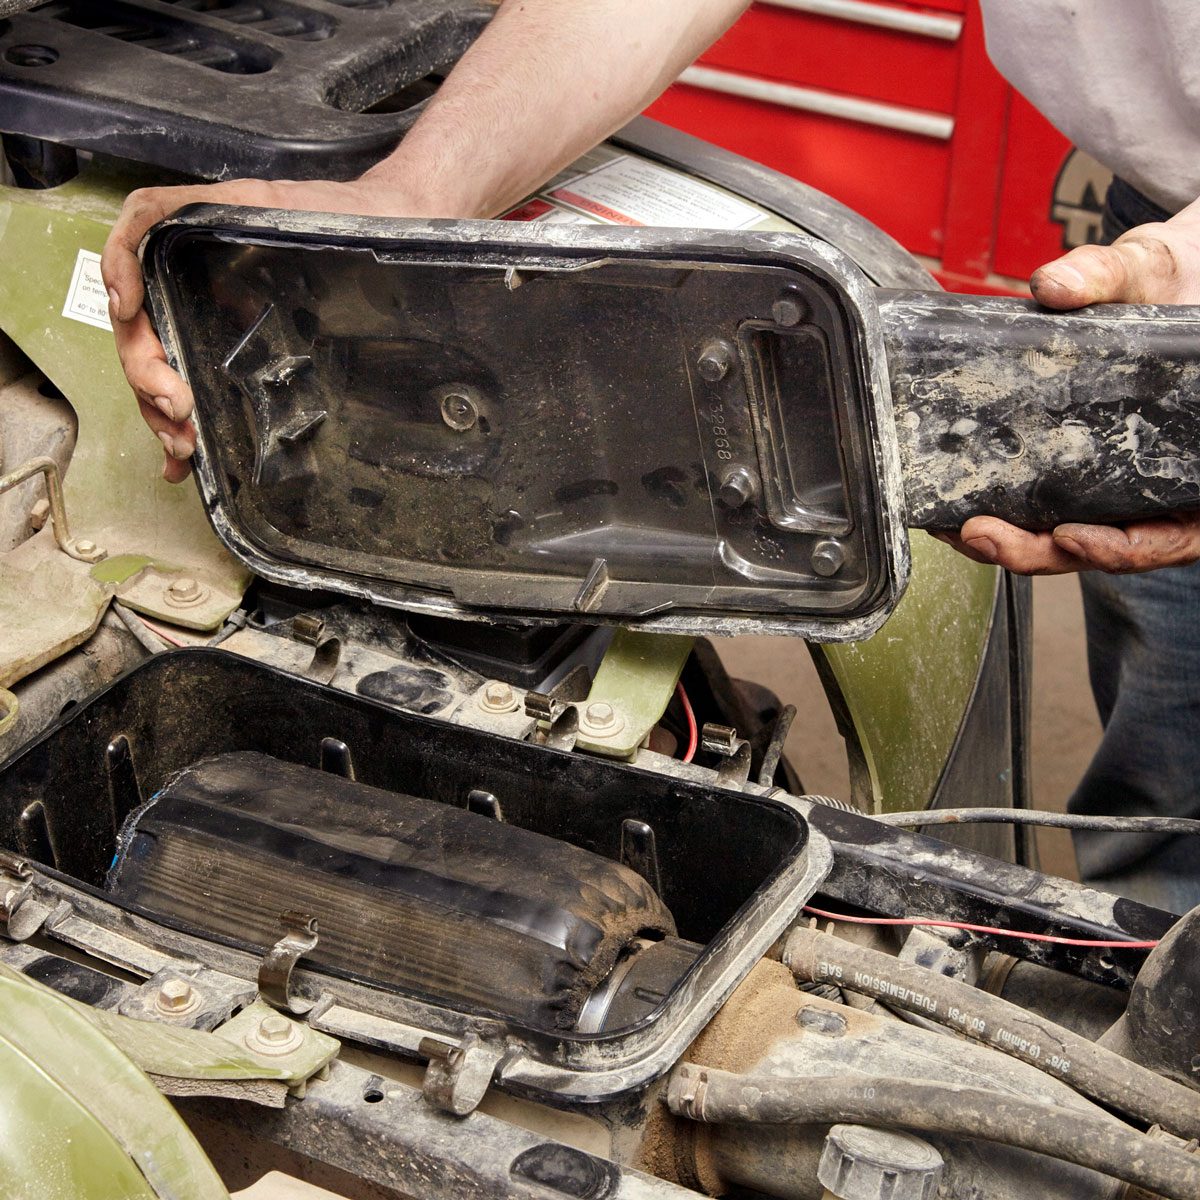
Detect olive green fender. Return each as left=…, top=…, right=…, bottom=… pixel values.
left=0, top=963, right=229, bottom=1200
left=0, top=163, right=251, bottom=694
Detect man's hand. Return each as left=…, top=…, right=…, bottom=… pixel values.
left=945, top=195, right=1200, bottom=574
left=101, top=176, right=430, bottom=481
left=936, top=512, right=1200, bottom=575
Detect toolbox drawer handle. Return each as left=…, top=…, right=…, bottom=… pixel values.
left=678, top=64, right=955, bottom=140
left=759, top=0, right=963, bottom=41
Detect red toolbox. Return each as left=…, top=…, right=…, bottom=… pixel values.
left=646, top=0, right=1112, bottom=294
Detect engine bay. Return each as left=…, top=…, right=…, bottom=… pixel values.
left=1, top=31, right=1198, bottom=1193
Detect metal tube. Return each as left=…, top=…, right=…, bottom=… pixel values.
left=677, top=66, right=955, bottom=140
left=761, top=0, right=962, bottom=40
left=0, top=455, right=101, bottom=562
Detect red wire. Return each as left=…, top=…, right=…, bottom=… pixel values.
left=136, top=614, right=187, bottom=648
left=802, top=905, right=1160, bottom=950
left=677, top=681, right=698, bottom=764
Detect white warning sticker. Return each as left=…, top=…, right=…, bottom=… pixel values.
left=62, top=249, right=113, bottom=331
left=503, top=154, right=768, bottom=231
left=551, top=155, right=766, bottom=229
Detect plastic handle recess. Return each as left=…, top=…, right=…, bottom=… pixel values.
left=880, top=290, right=1200, bottom=531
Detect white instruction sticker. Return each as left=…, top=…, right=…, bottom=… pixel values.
left=62, top=249, right=113, bottom=331
left=548, top=155, right=766, bottom=230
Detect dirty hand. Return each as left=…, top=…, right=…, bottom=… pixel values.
left=101, top=177, right=426, bottom=482
left=942, top=195, right=1200, bottom=575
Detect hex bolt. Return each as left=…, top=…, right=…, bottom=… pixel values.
left=697, top=341, right=733, bottom=382
left=259, top=1014, right=294, bottom=1044
left=718, top=467, right=755, bottom=510
left=581, top=700, right=625, bottom=738
left=246, top=1011, right=304, bottom=1056
left=155, top=978, right=197, bottom=1014
left=440, top=391, right=479, bottom=432
left=165, top=576, right=205, bottom=606
left=584, top=701, right=615, bottom=729
left=772, top=294, right=807, bottom=327
left=478, top=680, right=518, bottom=714
left=68, top=537, right=106, bottom=563
left=811, top=539, right=846, bottom=578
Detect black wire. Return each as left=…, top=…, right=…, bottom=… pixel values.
left=756, top=703, right=796, bottom=787
left=875, top=807, right=1200, bottom=835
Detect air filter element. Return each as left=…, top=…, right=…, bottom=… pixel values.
left=107, top=751, right=675, bottom=1030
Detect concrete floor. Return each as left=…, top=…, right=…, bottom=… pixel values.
left=719, top=573, right=1101, bottom=880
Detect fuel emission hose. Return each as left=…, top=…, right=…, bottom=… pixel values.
left=783, top=925, right=1200, bottom=1142
left=666, top=1065, right=1200, bottom=1200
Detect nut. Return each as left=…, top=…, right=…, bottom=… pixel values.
left=164, top=575, right=209, bottom=608
left=155, top=978, right=198, bottom=1015
left=478, top=680, right=518, bottom=714
left=580, top=700, right=625, bottom=738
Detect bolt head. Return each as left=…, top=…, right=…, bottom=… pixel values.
left=156, top=978, right=196, bottom=1012
left=74, top=540, right=96, bottom=555
left=581, top=700, right=624, bottom=738
left=164, top=575, right=209, bottom=607
left=584, top=701, right=615, bottom=729
left=245, top=1011, right=304, bottom=1056
left=697, top=343, right=732, bottom=382
left=258, top=1014, right=293, bottom=1044
left=479, top=680, right=518, bottom=713
left=772, top=295, right=806, bottom=327
left=440, top=391, right=478, bottom=432
left=168, top=576, right=200, bottom=600
left=811, top=539, right=846, bottom=578
left=718, top=467, right=755, bottom=510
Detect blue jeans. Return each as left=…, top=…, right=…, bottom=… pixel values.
left=1067, top=178, right=1200, bottom=913
left=1072, top=566, right=1200, bottom=912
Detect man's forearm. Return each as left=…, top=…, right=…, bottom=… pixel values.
left=361, top=0, right=749, bottom=217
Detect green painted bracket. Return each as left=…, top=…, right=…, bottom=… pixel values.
left=0, top=963, right=229, bottom=1200
left=579, top=629, right=694, bottom=759
left=0, top=962, right=337, bottom=1090
left=93, top=999, right=338, bottom=1091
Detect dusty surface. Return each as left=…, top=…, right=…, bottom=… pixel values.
left=719, top=573, right=1101, bottom=879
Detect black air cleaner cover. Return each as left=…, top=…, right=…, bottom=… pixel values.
left=108, top=751, right=675, bottom=1030
left=142, top=209, right=908, bottom=642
